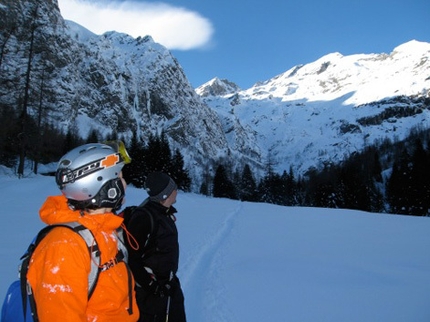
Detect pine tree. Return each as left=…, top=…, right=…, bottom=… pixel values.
left=123, top=130, right=146, bottom=188
left=213, top=164, right=237, bottom=199
left=39, top=123, right=66, bottom=165
left=239, top=164, right=257, bottom=201
left=0, top=104, right=19, bottom=167
left=63, top=123, right=82, bottom=155
left=387, top=149, right=412, bottom=214
left=18, top=3, right=39, bottom=177
left=283, top=167, right=298, bottom=206
left=258, top=170, right=286, bottom=205
left=409, top=139, right=429, bottom=215
left=85, top=129, right=99, bottom=143
left=338, top=161, right=370, bottom=211
left=305, top=165, right=338, bottom=208
left=200, top=166, right=213, bottom=196
left=170, top=148, right=191, bottom=192
left=371, top=150, right=383, bottom=183
left=144, top=132, right=172, bottom=174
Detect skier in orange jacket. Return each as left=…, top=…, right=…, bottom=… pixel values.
left=27, top=141, right=139, bottom=321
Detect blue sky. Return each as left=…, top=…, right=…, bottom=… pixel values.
left=58, top=0, right=430, bottom=89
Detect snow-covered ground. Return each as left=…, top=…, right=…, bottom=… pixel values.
left=1, top=172, right=430, bottom=321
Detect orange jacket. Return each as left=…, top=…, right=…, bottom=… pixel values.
left=27, top=195, right=139, bottom=322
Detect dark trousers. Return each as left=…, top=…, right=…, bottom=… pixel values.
left=135, top=278, right=186, bottom=322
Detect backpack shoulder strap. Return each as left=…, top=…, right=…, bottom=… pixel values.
left=20, top=225, right=59, bottom=321
left=68, top=223, right=134, bottom=315
left=61, top=222, right=101, bottom=298
left=21, top=223, right=101, bottom=320
left=130, top=201, right=156, bottom=249
left=123, top=198, right=156, bottom=246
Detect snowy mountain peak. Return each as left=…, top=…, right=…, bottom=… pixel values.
left=65, top=20, right=97, bottom=42
left=195, top=77, right=241, bottom=97
left=314, top=52, right=344, bottom=64
left=198, top=40, right=430, bottom=176
left=234, top=39, right=430, bottom=105
left=392, top=39, right=430, bottom=56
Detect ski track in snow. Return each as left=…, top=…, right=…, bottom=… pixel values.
left=180, top=201, right=243, bottom=322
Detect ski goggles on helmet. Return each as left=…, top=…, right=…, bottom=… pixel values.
left=104, top=140, right=132, bottom=165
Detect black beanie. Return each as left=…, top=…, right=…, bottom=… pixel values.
left=144, top=172, right=177, bottom=201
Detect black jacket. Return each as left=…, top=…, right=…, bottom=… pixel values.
left=124, top=200, right=179, bottom=287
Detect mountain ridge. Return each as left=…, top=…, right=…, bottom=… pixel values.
left=197, top=40, right=430, bottom=103
left=196, top=39, right=430, bottom=176
left=1, top=0, right=429, bottom=188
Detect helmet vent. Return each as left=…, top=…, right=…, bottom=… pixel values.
left=108, top=188, right=117, bottom=199
left=60, top=159, right=71, bottom=166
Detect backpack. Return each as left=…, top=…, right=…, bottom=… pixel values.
left=120, top=200, right=156, bottom=251
left=1, top=222, right=101, bottom=322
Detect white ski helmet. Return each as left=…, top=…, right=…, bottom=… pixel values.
left=55, top=141, right=131, bottom=210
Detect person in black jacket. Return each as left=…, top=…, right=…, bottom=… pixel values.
left=124, top=172, right=186, bottom=322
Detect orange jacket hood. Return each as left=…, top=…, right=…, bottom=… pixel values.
left=39, top=195, right=123, bottom=229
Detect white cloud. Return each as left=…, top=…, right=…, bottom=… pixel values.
left=57, top=0, right=214, bottom=50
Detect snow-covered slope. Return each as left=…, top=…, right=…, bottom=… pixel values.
left=1, top=173, right=430, bottom=321
left=197, top=40, right=430, bottom=175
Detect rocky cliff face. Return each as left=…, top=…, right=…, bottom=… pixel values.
left=0, top=0, right=233, bottom=187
